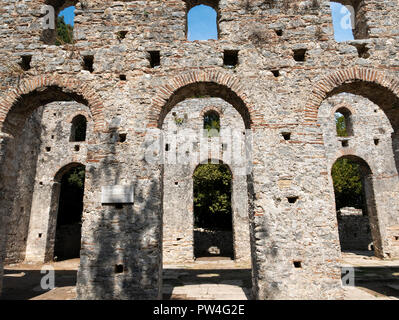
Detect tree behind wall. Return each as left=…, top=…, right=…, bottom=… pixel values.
left=336, top=114, right=348, bottom=137
left=56, top=16, right=73, bottom=45
left=193, top=164, right=232, bottom=231
left=332, top=158, right=364, bottom=210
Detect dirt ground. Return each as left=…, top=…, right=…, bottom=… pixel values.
left=1, top=252, right=398, bottom=300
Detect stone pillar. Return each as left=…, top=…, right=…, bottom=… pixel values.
left=76, top=130, right=163, bottom=300
left=0, top=133, right=14, bottom=297
left=25, top=181, right=61, bottom=263
left=163, top=163, right=194, bottom=263
left=232, top=173, right=251, bottom=263
left=250, top=125, right=343, bottom=300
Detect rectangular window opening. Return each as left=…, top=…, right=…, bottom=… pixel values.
left=115, top=264, right=124, bottom=273
left=117, top=31, right=128, bottom=40
left=20, top=55, right=32, bottom=71
left=293, top=49, right=307, bottom=62
left=83, top=55, right=94, bottom=72
left=287, top=196, right=298, bottom=204
left=148, top=51, right=160, bottom=68
left=282, top=132, right=291, bottom=141
left=119, top=133, right=127, bottom=143
left=272, top=70, right=280, bottom=77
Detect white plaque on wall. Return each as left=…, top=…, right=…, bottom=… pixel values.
left=101, top=185, right=134, bottom=204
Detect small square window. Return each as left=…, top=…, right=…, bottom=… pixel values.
left=287, top=196, right=298, bottom=204
left=115, top=264, right=124, bottom=273
left=272, top=70, right=280, bottom=77
left=224, top=50, right=239, bottom=67
left=293, top=49, right=307, bottom=62
left=282, top=132, right=291, bottom=141
left=20, top=55, right=32, bottom=71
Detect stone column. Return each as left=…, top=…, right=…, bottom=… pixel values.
left=25, top=181, right=61, bottom=263
left=76, top=130, right=163, bottom=299
left=232, top=173, right=251, bottom=263
left=0, top=133, right=14, bottom=297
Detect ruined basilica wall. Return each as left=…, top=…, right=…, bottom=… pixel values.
left=162, top=97, right=250, bottom=264
left=2, top=108, right=43, bottom=264
left=319, top=93, right=399, bottom=258
left=1, top=101, right=91, bottom=264
left=24, top=101, right=92, bottom=263
left=0, top=0, right=398, bottom=299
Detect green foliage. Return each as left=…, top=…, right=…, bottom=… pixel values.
left=193, top=164, right=232, bottom=230
left=174, top=117, right=184, bottom=126
left=335, top=113, right=348, bottom=137
left=331, top=158, right=364, bottom=210
left=57, top=165, right=85, bottom=227
left=56, top=16, right=73, bottom=45
left=204, top=112, right=220, bottom=137
left=67, top=166, right=85, bottom=189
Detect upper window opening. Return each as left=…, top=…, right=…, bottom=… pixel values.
left=70, top=115, right=87, bottom=142
left=330, top=2, right=368, bottom=41
left=330, top=2, right=354, bottom=42
left=203, top=110, right=220, bottom=137
left=56, top=6, right=75, bottom=45
left=42, top=2, right=76, bottom=45
left=335, top=108, right=353, bottom=137
left=187, top=4, right=218, bottom=41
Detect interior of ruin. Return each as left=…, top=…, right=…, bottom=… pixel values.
left=0, top=0, right=398, bottom=300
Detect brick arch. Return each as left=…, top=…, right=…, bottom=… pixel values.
left=331, top=103, right=356, bottom=117
left=150, top=70, right=259, bottom=129
left=0, top=75, right=106, bottom=134
left=54, top=161, right=86, bottom=183
left=200, top=105, right=224, bottom=117
left=305, top=67, right=399, bottom=124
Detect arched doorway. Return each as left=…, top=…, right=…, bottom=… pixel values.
left=159, top=78, right=253, bottom=299
left=331, top=155, right=382, bottom=257
left=312, top=68, right=399, bottom=260
left=0, top=76, right=100, bottom=298
left=53, top=163, right=85, bottom=261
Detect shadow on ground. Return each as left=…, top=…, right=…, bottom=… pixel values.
left=1, top=269, right=77, bottom=300
left=351, top=266, right=399, bottom=298
left=162, top=268, right=252, bottom=300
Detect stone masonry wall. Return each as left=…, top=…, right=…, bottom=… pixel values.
left=0, top=0, right=398, bottom=300
left=162, top=97, right=250, bottom=264
left=24, top=101, right=91, bottom=263
left=1, top=101, right=91, bottom=264
left=318, top=92, right=399, bottom=258
left=337, top=207, right=373, bottom=252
